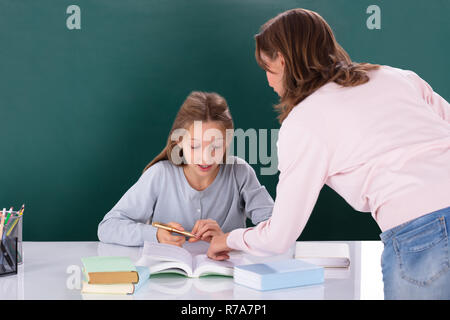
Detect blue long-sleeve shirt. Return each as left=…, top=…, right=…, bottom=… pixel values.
left=97, top=156, right=274, bottom=246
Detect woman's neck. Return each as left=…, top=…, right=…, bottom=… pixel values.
left=182, top=165, right=220, bottom=191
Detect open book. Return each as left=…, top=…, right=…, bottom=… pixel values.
left=135, top=241, right=245, bottom=278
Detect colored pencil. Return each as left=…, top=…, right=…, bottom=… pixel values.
left=3, top=207, right=13, bottom=227
left=6, top=205, right=25, bottom=237
left=0, top=209, right=5, bottom=240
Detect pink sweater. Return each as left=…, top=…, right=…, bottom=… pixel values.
left=227, top=65, right=450, bottom=255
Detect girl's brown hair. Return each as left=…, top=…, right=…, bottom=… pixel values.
left=255, top=8, right=380, bottom=123
left=143, top=91, right=233, bottom=173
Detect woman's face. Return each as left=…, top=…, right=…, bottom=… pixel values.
left=261, top=51, right=285, bottom=96
left=181, top=121, right=227, bottom=177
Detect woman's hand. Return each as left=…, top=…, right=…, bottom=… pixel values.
left=156, top=222, right=186, bottom=247
left=189, top=219, right=224, bottom=243
left=207, top=233, right=232, bottom=260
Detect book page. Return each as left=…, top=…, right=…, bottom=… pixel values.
left=136, top=242, right=194, bottom=275
left=141, top=242, right=193, bottom=263
left=182, top=242, right=246, bottom=277
left=192, top=255, right=237, bottom=277
left=144, top=259, right=191, bottom=276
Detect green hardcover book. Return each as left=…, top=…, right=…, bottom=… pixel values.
left=81, top=256, right=138, bottom=284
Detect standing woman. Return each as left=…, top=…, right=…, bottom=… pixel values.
left=207, top=8, right=450, bottom=299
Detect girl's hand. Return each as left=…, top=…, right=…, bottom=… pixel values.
left=189, top=219, right=224, bottom=243
left=156, top=222, right=186, bottom=247
left=207, top=233, right=231, bottom=260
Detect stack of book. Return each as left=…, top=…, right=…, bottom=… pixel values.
left=81, top=256, right=150, bottom=295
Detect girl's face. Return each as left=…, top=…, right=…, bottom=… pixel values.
left=181, top=121, right=228, bottom=177
left=261, top=51, right=285, bottom=97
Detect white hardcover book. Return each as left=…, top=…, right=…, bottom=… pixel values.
left=295, top=242, right=350, bottom=268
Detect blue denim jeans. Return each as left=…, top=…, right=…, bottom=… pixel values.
left=379, top=206, right=450, bottom=299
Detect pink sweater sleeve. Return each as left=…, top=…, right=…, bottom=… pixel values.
left=404, top=70, right=450, bottom=123
left=226, top=121, right=330, bottom=255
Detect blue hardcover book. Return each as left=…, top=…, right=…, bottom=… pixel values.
left=234, top=259, right=324, bottom=291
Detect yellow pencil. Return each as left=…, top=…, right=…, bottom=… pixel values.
left=6, top=216, right=21, bottom=237
left=6, top=204, right=25, bottom=237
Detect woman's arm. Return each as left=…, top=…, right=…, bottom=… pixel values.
left=234, top=158, right=274, bottom=225
left=220, top=123, right=330, bottom=256
left=97, top=163, right=162, bottom=246
left=404, top=70, right=450, bottom=123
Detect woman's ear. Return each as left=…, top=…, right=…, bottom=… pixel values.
left=277, top=52, right=285, bottom=68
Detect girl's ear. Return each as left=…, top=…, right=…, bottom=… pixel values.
left=177, top=135, right=186, bottom=154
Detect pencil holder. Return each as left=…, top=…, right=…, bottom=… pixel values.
left=2, top=215, right=23, bottom=265
left=8, top=215, right=23, bottom=265
left=0, top=234, right=18, bottom=277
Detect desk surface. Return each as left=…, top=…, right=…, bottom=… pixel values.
left=0, top=241, right=384, bottom=300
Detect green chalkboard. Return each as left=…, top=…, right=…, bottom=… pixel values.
left=0, top=0, right=448, bottom=241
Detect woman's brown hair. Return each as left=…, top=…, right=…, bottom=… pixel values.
left=255, top=8, right=380, bottom=123
left=143, top=91, right=233, bottom=173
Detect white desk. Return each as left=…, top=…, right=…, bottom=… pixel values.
left=0, top=241, right=384, bottom=300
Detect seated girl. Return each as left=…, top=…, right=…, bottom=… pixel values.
left=98, top=91, right=273, bottom=246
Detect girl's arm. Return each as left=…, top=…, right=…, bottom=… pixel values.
left=97, top=163, right=162, bottom=246
left=226, top=123, right=330, bottom=256
left=234, top=158, right=274, bottom=225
